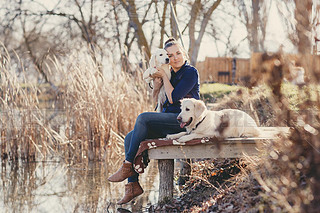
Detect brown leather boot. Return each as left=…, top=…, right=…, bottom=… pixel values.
left=117, top=182, right=144, bottom=205
left=108, top=161, right=135, bottom=182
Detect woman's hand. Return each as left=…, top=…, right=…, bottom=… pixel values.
left=153, top=77, right=163, bottom=90
left=153, top=66, right=166, bottom=78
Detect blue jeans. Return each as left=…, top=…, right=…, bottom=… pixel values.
left=124, top=112, right=185, bottom=182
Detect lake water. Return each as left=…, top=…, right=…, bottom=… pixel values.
left=0, top=158, right=161, bottom=213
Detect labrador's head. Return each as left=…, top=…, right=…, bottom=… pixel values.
left=149, top=48, right=169, bottom=67
left=177, top=98, right=207, bottom=129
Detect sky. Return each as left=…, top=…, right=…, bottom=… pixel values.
left=19, top=0, right=320, bottom=61
left=197, top=0, right=295, bottom=61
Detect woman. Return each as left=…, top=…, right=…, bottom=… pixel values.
left=108, top=37, right=200, bottom=205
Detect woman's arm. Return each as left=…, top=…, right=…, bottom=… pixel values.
left=154, top=67, right=174, bottom=104
left=170, top=70, right=198, bottom=102
left=152, top=77, right=163, bottom=102
left=161, top=73, right=174, bottom=104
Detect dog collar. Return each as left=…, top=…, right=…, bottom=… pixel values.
left=191, top=116, right=206, bottom=132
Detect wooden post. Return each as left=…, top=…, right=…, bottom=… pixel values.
left=158, top=159, right=174, bottom=203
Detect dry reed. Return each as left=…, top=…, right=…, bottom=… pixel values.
left=246, top=52, right=320, bottom=212
left=0, top=45, right=153, bottom=162
left=207, top=52, right=320, bottom=212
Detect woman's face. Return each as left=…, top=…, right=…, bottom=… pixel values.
left=166, top=44, right=185, bottom=71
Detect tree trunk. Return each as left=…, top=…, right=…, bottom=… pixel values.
left=159, top=1, right=168, bottom=47
left=188, top=0, right=221, bottom=66
left=294, top=0, right=312, bottom=54
left=170, top=0, right=178, bottom=40
left=251, top=0, right=260, bottom=52
left=120, top=0, right=151, bottom=60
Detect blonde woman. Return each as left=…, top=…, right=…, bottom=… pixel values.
left=108, top=37, right=200, bottom=204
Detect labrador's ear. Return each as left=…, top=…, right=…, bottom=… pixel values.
left=149, top=54, right=156, bottom=67
left=194, top=99, right=206, bottom=118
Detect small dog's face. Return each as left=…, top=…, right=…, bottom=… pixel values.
left=150, top=48, right=169, bottom=67
left=177, top=99, right=206, bottom=129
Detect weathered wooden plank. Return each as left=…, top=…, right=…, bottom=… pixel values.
left=149, top=140, right=258, bottom=159
left=149, top=127, right=290, bottom=159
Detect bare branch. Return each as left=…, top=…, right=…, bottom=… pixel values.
left=119, top=0, right=151, bottom=59
left=188, top=0, right=222, bottom=65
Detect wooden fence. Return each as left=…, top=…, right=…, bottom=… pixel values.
left=196, top=57, right=250, bottom=84
left=196, top=53, right=320, bottom=84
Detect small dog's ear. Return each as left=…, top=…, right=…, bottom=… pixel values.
left=149, top=54, right=156, bottom=67
left=194, top=100, right=206, bottom=118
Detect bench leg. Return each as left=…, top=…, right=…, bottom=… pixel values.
left=158, top=159, right=174, bottom=203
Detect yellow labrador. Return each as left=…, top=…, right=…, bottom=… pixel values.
left=167, top=98, right=260, bottom=143
left=143, top=48, right=171, bottom=112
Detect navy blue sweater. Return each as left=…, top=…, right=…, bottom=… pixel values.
left=163, top=61, right=200, bottom=113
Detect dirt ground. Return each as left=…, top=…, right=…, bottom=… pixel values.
left=148, top=159, right=264, bottom=213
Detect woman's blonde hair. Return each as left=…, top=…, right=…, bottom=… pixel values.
left=164, top=37, right=189, bottom=62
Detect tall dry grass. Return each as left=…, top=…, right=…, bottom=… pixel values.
left=0, top=45, right=153, bottom=162
left=190, top=52, right=320, bottom=212
left=247, top=52, right=320, bottom=212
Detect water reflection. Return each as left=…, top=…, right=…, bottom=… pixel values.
left=0, top=158, right=159, bottom=212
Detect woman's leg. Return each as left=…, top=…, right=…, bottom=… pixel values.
left=125, top=112, right=183, bottom=163
left=124, top=131, right=139, bottom=182
left=113, top=112, right=184, bottom=205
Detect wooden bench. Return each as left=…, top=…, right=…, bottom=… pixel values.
left=147, top=127, right=290, bottom=203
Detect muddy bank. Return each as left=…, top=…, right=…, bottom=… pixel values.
left=148, top=159, right=262, bottom=212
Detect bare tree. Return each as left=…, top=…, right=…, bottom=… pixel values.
left=1, top=0, right=226, bottom=76
left=157, top=0, right=169, bottom=48
left=235, top=0, right=271, bottom=53
left=170, top=0, right=178, bottom=40
left=275, top=0, right=314, bottom=55
left=188, top=0, right=221, bottom=65
left=21, top=18, right=50, bottom=83
left=112, top=0, right=131, bottom=72
left=0, top=0, right=116, bottom=80
left=294, top=0, right=313, bottom=54
left=0, top=0, right=56, bottom=83
left=119, top=0, right=152, bottom=60
left=37, top=0, right=114, bottom=76
left=117, top=0, right=223, bottom=66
